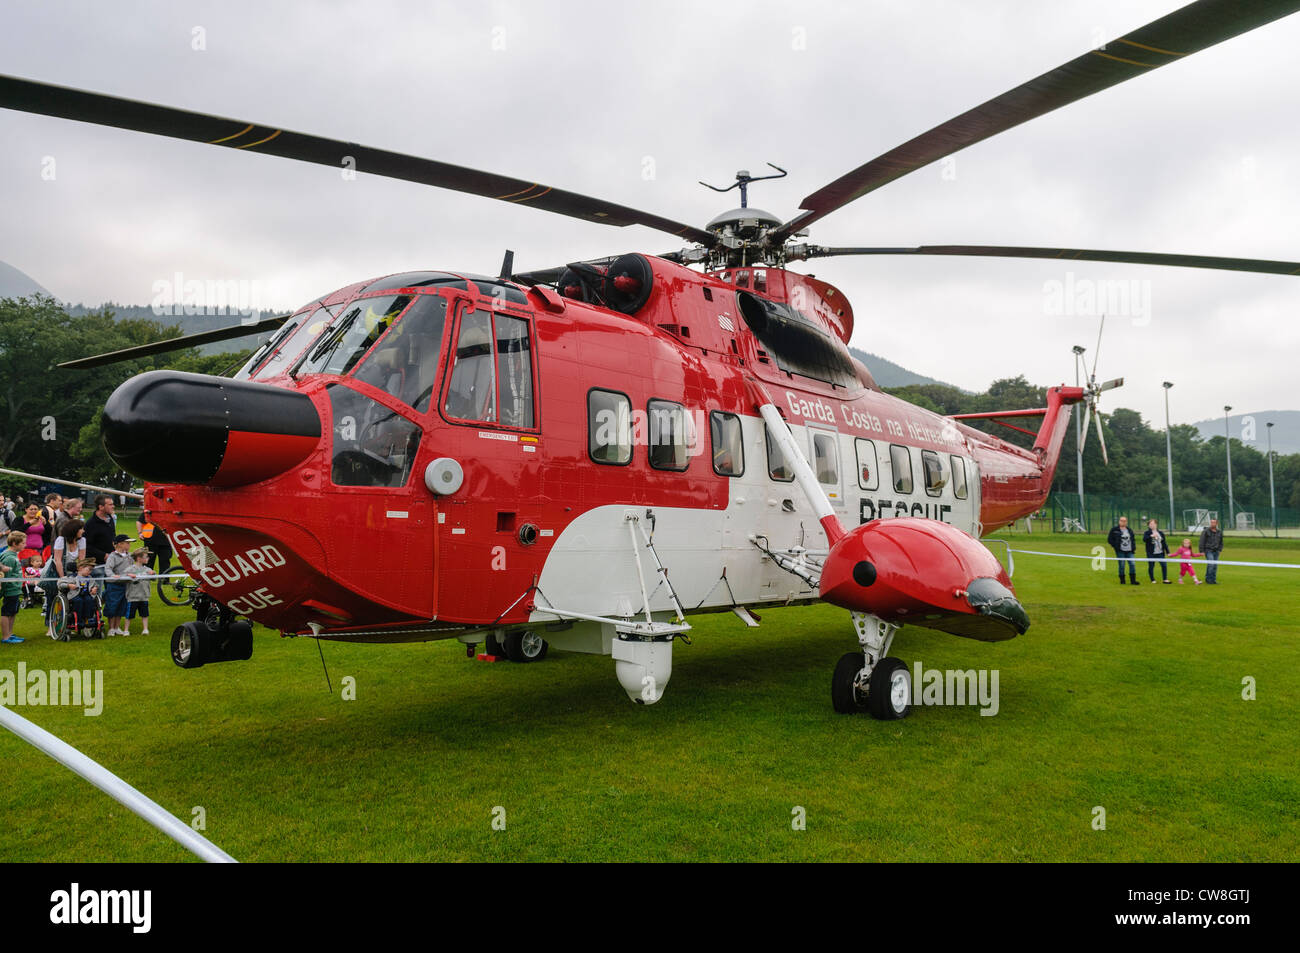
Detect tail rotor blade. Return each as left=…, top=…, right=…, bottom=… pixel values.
left=1095, top=409, right=1110, bottom=465
left=1079, top=401, right=1093, bottom=453
left=1099, top=377, right=1124, bottom=392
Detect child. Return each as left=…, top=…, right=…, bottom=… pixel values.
left=22, top=555, right=44, bottom=609
left=1, top=530, right=24, bottom=644
left=63, top=557, right=101, bottom=626
left=1174, top=538, right=1202, bottom=585
left=103, top=533, right=133, bottom=636
left=123, top=547, right=152, bottom=636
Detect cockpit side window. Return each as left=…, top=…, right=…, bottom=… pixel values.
left=494, top=313, right=534, bottom=428
left=327, top=384, right=422, bottom=488
left=441, top=303, right=537, bottom=428
left=444, top=304, right=497, bottom=423
left=352, top=294, right=448, bottom=414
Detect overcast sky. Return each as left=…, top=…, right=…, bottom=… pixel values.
left=2, top=0, right=1298, bottom=429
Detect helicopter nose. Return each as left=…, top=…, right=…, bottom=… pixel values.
left=102, top=370, right=321, bottom=486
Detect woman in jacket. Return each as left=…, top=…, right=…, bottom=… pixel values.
left=1143, top=518, right=1172, bottom=583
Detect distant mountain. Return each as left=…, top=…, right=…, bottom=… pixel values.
left=0, top=260, right=52, bottom=299
left=849, top=347, right=967, bottom=391
left=1192, top=410, right=1300, bottom=456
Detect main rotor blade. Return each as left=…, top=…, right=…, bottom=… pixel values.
left=57, top=313, right=290, bottom=370
left=773, top=0, right=1300, bottom=241
left=800, top=244, right=1300, bottom=277
left=1091, top=314, right=1106, bottom=380
left=0, top=74, right=714, bottom=247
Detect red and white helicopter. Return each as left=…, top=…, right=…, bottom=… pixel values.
left=6, top=0, right=1299, bottom=717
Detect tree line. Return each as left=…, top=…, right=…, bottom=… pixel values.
left=886, top=378, right=1300, bottom=509
left=0, top=295, right=250, bottom=493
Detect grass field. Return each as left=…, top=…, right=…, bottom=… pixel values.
left=2, top=533, right=1298, bottom=862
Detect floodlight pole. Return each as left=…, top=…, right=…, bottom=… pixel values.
left=1267, top=421, right=1277, bottom=538
left=1073, top=345, right=1086, bottom=530
left=1163, top=382, right=1174, bottom=531
left=1224, top=405, right=1234, bottom=528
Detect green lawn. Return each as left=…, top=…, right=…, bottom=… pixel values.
left=2, top=533, right=1297, bottom=862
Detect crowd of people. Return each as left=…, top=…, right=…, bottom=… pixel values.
left=1107, top=516, right=1225, bottom=586
left=0, top=490, right=173, bottom=643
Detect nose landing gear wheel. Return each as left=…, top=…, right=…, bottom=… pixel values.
left=831, top=654, right=911, bottom=719
left=831, top=652, right=867, bottom=713
left=867, top=657, right=911, bottom=720
left=504, top=629, right=548, bottom=663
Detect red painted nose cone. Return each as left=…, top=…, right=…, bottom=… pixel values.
left=819, top=518, right=1029, bottom=641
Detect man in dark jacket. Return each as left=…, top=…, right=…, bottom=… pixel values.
left=83, top=494, right=118, bottom=565
left=1108, top=516, right=1139, bottom=584
left=1143, top=518, right=1171, bottom=583
left=1200, top=518, right=1224, bottom=584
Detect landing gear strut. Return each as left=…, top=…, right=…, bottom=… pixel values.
left=831, top=612, right=911, bottom=720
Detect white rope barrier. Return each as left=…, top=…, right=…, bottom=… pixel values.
left=1005, top=548, right=1300, bottom=570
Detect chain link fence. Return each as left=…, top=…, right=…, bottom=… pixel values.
left=1021, top=492, right=1300, bottom=537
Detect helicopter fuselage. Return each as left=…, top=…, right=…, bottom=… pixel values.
left=110, top=256, right=1077, bottom=648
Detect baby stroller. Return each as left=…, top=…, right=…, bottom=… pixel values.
left=49, top=578, right=105, bottom=641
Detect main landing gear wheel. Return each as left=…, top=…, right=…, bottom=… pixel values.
left=831, top=652, right=867, bottom=713
left=504, top=629, right=548, bottom=663
left=172, top=622, right=205, bottom=668
left=484, top=632, right=506, bottom=658
left=867, top=657, right=911, bottom=721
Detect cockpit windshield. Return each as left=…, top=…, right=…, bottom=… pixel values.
left=352, top=294, right=448, bottom=413
left=245, top=306, right=335, bottom=381
left=294, top=294, right=412, bottom=378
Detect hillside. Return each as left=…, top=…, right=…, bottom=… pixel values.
left=850, top=346, right=967, bottom=391
left=1192, top=410, right=1300, bottom=456
left=0, top=260, right=52, bottom=299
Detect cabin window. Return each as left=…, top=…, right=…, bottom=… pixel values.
left=922, top=450, right=948, bottom=497
left=647, top=399, right=690, bottom=471
left=710, top=411, right=744, bottom=477
left=295, top=294, right=412, bottom=378
left=889, top=444, right=913, bottom=494
left=353, top=295, right=448, bottom=413
left=855, top=438, right=879, bottom=490
left=765, top=424, right=794, bottom=482
left=589, top=389, right=632, bottom=465
left=951, top=455, right=968, bottom=500
left=812, top=431, right=840, bottom=489
left=327, top=384, right=422, bottom=488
